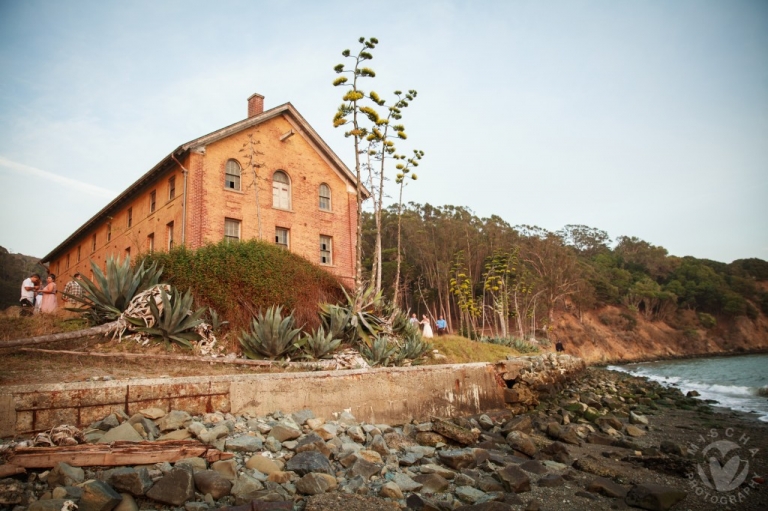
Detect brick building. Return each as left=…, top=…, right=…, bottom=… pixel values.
left=42, top=94, right=362, bottom=300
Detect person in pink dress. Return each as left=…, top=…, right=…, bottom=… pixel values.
left=40, top=274, right=58, bottom=313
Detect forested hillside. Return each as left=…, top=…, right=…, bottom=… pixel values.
left=363, top=203, right=768, bottom=359
left=0, top=246, right=43, bottom=309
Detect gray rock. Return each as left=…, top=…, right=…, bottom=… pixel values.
left=231, top=473, right=265, bottom=504
left=265, top=436, right=282, bottom=452
left=198, top=424, right=230, bottom=445
left=157, top=410, right=191, bottom=431
left=211, top=459, right=238, bottom=481
left=369, top=434, right=389, bottom=455
left=194, top=470, right=232, bottom=499
left=389, top=472, right=422, bottom=492
left=295, top=432, right=331, bottom=457
left=78, top=480, right=122, bottom=511
left=518, top=460, right=548, bottom=475
left=476, top=476, right=504, bottom=493
left=629, top=411, right=648, bottom=425
left=347, top=458, right=381, bottom=480
left=48, top=462, right=85, bottom=487
left=285, top=451, right=333, bottom=476
left=497, top=465, right=531, bottom=493
left=337, top=411, right=357, bottom=426
left=455, top=485, right=487, bottom=504
left=478, top=414, right=495, bottom=430
left=505, top=431, right=536, bottom=457
left=225, top=434, right=263, bottom=452
left=398, top=451, right=423, bottom=466
left=291, top=409, right=316, bottom=426
left=98, top=422, right=143, bottom=443
left=438, top=449, right=477, bottom=470
left=625, top=483, right=686, bottom=511
left=269, top=424, right=302, bottom=442
left=109, top=467, right=153, bottom=496
left=145, top=466, right=195, bottom=506
left=420, top=463, right=456, bottom=479
left=175, top=456, right=207, bottom=472
left=587, top=476, right=628, bottom=498
left=537, top=474, right=565, bottom=487
left=412, top=473, right=450, bottom=493
left=296, top=473, right=336, bottom=495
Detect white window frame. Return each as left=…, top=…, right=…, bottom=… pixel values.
left=272, top=171, right=291, bottom=210
left=224, top=218, right=241, bottom=242
left=319, top=183, right=331, bottom=211
left=167, top=222, right=174, bottom=250
left=320, top=235, right=332, bottom=265
left=168, top=176, right=176, bottom=200
left=225, top=160, right=241, bottom=191
left=275, top=227, right=289, bottom=249
left=149, top=190, right=156, bottom=213
left=147, top=233, right=155, bottom=252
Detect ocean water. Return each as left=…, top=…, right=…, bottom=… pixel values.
left=608, top=353, right=768, bottom=422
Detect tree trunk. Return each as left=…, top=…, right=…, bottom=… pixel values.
left=0, top=321, right=118, bottom=348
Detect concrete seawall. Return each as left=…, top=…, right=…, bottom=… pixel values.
left=0, top=354, right=585, bottom=438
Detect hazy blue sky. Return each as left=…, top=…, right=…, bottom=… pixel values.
left=1, top=0, right=766, bottom=263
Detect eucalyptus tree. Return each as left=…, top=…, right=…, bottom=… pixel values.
left=333, top=36, right=380, bottom=289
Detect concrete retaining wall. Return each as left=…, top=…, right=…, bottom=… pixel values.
left=0, top=363, right=505, bottom=438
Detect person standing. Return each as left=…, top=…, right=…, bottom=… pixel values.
left=40, top=274, right=58, bottom=313
left=420, top=314, right=434, bottom=338
left=19, top=273, right=41, bottom=316
left=409, top=313, right=420, bottom=330
left=63, top=272, right=84, bottom=303
left=436, top=315, right=448, bottom=336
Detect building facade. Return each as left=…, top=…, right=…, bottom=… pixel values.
left=42, top=94, right=361, bottom=301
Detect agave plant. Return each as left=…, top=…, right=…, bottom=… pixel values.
left=394, top=332, right=434, bottom=366
left=295, top=325, right=342, bottom=360
left=206, top=307, right=229, bottom=333
left=126, top=287, right=205, bottom=348
left=66, top=256, right=163, bottom=324
left=319, top=285, right=385, bottom=345
left=240, top=305, right=302, bottom=360
left=358, top=335, right=396, bottom=367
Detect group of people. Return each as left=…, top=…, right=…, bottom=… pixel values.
left=409, top=313, right=448, bottom=339
left=19, top=271, right=83, bottom=316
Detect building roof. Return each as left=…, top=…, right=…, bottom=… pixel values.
left=42, top=102, right=363, bottom=264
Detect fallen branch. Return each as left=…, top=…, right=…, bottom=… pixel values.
left=0, top=322, right=118, bottom=349
left=18, top=348, right=276, bottom=366
left=0, top=464, right=26, bottom=478
left=6, top=440, right=233, bottom=468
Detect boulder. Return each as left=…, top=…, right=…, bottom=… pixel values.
left=109, top=467, right=153, bottom=496
left=285, top=450, right=333, bottom=475
left=145, top=466, right=195, bottom=506
left=497, top=465, right=531, bottom=493
left=625, top=483, right=686, bottom=511
left=78, top=480, right=122, bottom=511
left=194, top=470, right=232, bottom=499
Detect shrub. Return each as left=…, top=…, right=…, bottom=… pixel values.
left=512, top=338, right=540, bottom=354
left=139, top=240, right=345, bottom=334
left=697, top=312, right=717, bottom=329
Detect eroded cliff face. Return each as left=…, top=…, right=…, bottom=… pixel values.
left=549, top=306, right=768, bottom=365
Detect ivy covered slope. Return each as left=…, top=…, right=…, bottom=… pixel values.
left=138, top=239, right=345, bottom=334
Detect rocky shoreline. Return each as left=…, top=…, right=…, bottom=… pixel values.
left=1, top=367, right=766, bottom=511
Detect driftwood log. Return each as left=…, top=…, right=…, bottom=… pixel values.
left=4, top=440, right=233, bottom=468
left=0, top=322, right=117, bottom=349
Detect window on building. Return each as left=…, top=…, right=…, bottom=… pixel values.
left=91, top=234, right=97, bottom=253
left=225, top=160, right=241, bottom=190
left=147, top=233, right=155, bottom=252
left=320, top=235, right=332, bottom=265
left=77, top=245, right=81, bottom=262
left=275, top=227, right=289, bottom=249
left=150, top=190, right=156, bottom=213
left=66, top=253, right=70, bottom=269
left=167, top=222, right=174, bottom=250
left=168, top=176, right=176, bottom=200
left=272, top=170, right=291, bottom=210
left=127, top=208, right=133, bottom=228
left=107, top=223, right=112, bottom=242
left=224, top=218, right=241, bottom=242
left=56, top=262, right=60, bottom=275
left=319, top=183, right=331, bottom=211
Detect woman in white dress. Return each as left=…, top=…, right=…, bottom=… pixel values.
left=420, top=315, right=434, bottom=338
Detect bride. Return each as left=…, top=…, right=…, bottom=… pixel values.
left=420, top=314, right=434, bottom=338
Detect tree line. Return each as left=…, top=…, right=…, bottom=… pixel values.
left=359, top=204, right=768, bottom=339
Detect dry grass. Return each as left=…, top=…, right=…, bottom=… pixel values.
left=427, top=334, right=520, bottom=364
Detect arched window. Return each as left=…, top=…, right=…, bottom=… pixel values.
left=319, top=183, right=331, bottom=211
left=272, top=170, right=291, bottom=210
left=225, top=160, right=241, bottom=190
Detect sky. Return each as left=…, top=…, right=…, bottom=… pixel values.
left=0, top=0, right=766, bottom=264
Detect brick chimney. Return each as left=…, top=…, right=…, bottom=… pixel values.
left=247, top=93, right=264, bottom=118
